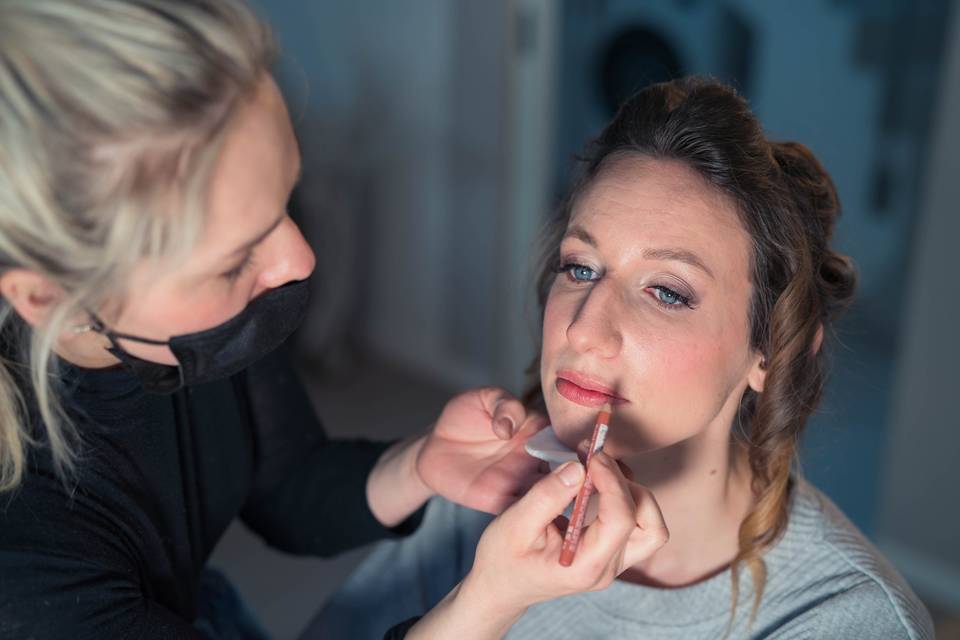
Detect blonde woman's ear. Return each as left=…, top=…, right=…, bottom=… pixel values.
left=0, top=269, right=64, bottom=327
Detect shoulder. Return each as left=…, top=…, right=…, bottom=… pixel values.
left=801, top=580, right=928, bottom=639
left=0, top=468, right=143, bottom=568
left=760, top=480, right=934, bottom=639
left=0, top=479, right=147, bottom=637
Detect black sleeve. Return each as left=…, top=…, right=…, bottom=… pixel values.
left=0, top=479, right=205, bottom=640
left=383, top=616, right=422, bottom=639
left=235, top=346, right=424, bottom=557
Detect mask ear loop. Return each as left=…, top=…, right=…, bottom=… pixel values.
left=74, top=313, right=185, bottom=393
left=73, top=314, right=170, bottom=347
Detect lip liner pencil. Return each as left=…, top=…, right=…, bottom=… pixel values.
left=559, top=402, right=611, bottom=567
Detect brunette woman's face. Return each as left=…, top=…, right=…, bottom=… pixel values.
left=541, top=156, right=765, bottom=458
left=104, top=74, right=316, bottom=365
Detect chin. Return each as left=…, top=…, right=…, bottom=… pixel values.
left=546, top=398, right=609, bottom=445
left=550, top=410, right=683, bottom=460
left=548, top=415, right=595, bottom=449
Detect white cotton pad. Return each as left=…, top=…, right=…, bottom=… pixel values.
left=524, top=425, right=599, bottom=525
left=524, top=425, right=579, bottom=471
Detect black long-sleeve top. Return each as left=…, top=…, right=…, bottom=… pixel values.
left=0, top=346, right=422, bottom=638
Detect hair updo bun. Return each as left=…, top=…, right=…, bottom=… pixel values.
left=771, top=141, right=857, bottom=320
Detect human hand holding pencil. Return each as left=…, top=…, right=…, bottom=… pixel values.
left=408, top=444, right=669, bottom=639
left=559, top=403, right=612, bottom=566
left=430, top=414, right=665, bottom=627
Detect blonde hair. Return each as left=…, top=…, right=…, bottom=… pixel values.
left=0, top=0, right=275, bottom=491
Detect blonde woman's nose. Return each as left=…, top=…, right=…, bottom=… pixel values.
left=565, top=283, right=623, bottom=358
left=257, top=217, right=316, bottom=290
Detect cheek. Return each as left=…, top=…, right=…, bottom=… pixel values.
left=539, top=286, right=581, bottom=398
left=111, top=281, right=247, bottom=365
left=540, top=293, right=568, bottom=367
left=140, top=285, right=243, bottom=334
left=616, top=331, right=746, bottom=452
left=540, top=290, right=578, bottom=430
left=548, top=323, right=745, bottom=455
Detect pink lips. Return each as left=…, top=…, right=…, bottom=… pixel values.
left=555, top=369, right=627, bottom=408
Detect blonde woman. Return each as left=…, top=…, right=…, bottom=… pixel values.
left=0, top=1, right=668, bottom=638
left=312, top=78, right=935, bottom=639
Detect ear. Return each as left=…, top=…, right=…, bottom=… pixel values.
left=746, top=323, right=823, bottom=395
left=812, top=322, right=824, bottom=356
left=746, top=351, right=766, bottom=394
left=0, top=269, right=65, bottom=328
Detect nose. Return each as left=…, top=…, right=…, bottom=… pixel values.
left=565, top=280, right=623, bottom=358
left=255, top=216, right=316, bottom=292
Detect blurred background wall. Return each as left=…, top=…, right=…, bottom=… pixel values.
left=210, top=1, right=959, bottom=636
left=252, top=0, right=550, bottom=392
left=877, top=0, right=960, bottom=616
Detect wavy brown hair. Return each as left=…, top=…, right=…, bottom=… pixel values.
left=525, top=77, right=857, bottom=624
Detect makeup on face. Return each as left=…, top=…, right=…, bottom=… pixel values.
left=542, top=159, right=760, bottom=461
left=555, top=369, right=628, bottom=408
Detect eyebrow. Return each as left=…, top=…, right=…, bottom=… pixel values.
left=226, top=159, right=303, bottom=260
left=563, top=224, right=715, bottom=279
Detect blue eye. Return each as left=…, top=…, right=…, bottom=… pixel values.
left=652, top=285, right=692, bottom=308
left=565, top=264, right=599, bottom=282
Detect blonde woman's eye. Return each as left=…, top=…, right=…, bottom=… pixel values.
left=221, top=253, right=254, bottom=282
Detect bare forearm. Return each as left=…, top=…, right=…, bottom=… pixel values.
left=405, top=576, right=526, bottom=640
left=366, top=434, right=434, bottom=527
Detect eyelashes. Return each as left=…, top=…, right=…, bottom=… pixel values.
left=221, top=253, right=254, bottom=283
left=552, top=260, right=697, bottom=310
left=553, top=261, right=600, bottom=283
left=648, top=284, right=693, bottom=309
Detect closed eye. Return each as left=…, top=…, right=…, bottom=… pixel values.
left=221, top=253, right=254, bottom=283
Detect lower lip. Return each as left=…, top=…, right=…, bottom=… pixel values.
left=556, top=378, right=623, bottom=408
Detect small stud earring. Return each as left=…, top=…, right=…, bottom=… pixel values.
left=71, top=316, right=104, bottom=334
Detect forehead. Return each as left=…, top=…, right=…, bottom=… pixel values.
left=573, top=156, right=739, bottom=232
left=200, top=75, right=299, bottom=252
left=569, top=156, right=752, bottom=277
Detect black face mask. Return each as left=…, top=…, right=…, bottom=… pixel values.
left=87, top=279, right=310, bottom=394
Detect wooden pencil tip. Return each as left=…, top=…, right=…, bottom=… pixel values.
left=601, top=402, right=612, bottom=413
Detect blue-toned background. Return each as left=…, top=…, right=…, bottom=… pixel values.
left=206, top=2, right=960, bottom=637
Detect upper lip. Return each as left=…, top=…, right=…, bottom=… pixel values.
left=556, top=369, right=626, bottom=400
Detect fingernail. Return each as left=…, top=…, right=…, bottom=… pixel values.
left=593, top=451, right=611, bottom=467
left=495, top=416, right=515, bottom=438
left=577, top=439, right=590, bottom=463
left=556, top=461, right=584, bottom=486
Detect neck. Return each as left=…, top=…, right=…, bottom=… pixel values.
left=54, top=332, right=122, bottom=369
left=619, top=422, right=754, bottom=588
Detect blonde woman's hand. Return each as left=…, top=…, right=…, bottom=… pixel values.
left=416, top=387, right=549, bottom=514
left=407, top=451, right=669, bottom=639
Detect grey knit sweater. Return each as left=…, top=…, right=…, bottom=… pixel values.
left=308, top=478, right=934, bottom=639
